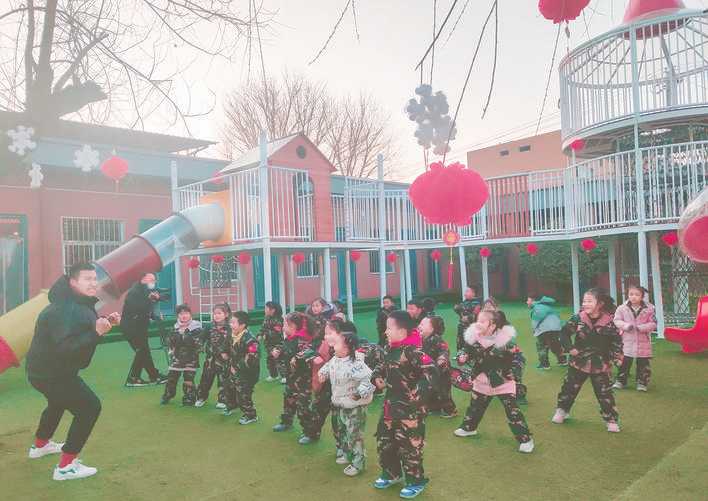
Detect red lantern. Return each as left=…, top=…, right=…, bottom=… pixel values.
left=430, top=249, right=442, bottom=261
left=409, top=162, right=488, bottom=226
left=237, top=251, right=251, bottom=265
left=526, top=243, right=539, bottom=256
left=570, top=138, right=585, bottom=152
left=479, top=247, right=491, bottom=258
left=350, top=250, right=362, bottom=262
left=661, top=231, right=679, bottom=247
left=211, top=254, right=225, bottom=264
left=292, top=252, right=306, bottom=264
left=100, top=155, right=128, bottom=183
left=538, top=0, right=590, bottom=24
left=187, top=257, right=200, bottom=270
left=581, top=238, right=597, bottom=253
left=386, top=252, right=398, bottom=264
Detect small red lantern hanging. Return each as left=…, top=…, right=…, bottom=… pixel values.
left=580, top=238, right=597, bottom=253
left=538, top=0, right=590, bottom=24
left=526, top=243, right=539, bottom=256
left=187, top=257, right=200, bottom=270
left=386, top=252, right=398, bottom=264
left=100, top=154, right=128, bottom=186
left=570, top=138, right=585, bottom=152
left=350, top=250, right=362, bottom=262
left=292, top=252, right=306, bottom=265
left=661, top=231, right=678, bottom=247
left=237, top=251, right=251, bottom=265
left=211, top=254, right=225, bottom=264
left=430, top=249, right=442, bottom=261
left=479, top=247, right=492, bottom=258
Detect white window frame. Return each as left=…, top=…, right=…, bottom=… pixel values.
left=296, top=252, right=320, bottom=278
left=61, top=217, right=124, bottom=273
left=369, top=250, right=394, bottom=274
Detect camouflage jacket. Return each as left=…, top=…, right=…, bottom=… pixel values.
left=282, top=330, right=315, bottom=387
left=376, top=306, right=396, bottom=335
left=421, top=333, right=452, bottom=373
left=202, top=322, right=230, bottom=368
left=561, top=312, right=623, bottom=374
left=458, top=324, right=517, bottom=388
left=372, top=330, right=438, bottom=420
left=259, top=315, right=284, bottom=350
left=356, top=341, right=386, bottom=382
left=167, top=320, right=203, bottom=371
left=227, top=329, right=260, bottom=384
left=453, top=299, right=481, bottom=328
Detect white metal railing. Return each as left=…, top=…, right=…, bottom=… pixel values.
left=560, top=11, right=708, bottom=140
left=269, top=166, right=313, bottom=241
left=528, top=168, right=567, bottom=235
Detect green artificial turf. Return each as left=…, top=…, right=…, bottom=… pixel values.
left=1, top=303, right=707, bottom=500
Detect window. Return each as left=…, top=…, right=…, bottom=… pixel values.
left=499, top=149, right=509, bottom=156
left=369, top=251, right=394, bottom=274
left=62, top=217, right=124, bottom=273
left=519, top=145, right=531, bottom=152
left=297, top=252, right=320, bottom=278
left=294, top=175, right=315, bottom=241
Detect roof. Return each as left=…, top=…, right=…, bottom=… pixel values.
left=220, top=134, right=300, bottom=173
left=0, top=111, right=214, bottom=154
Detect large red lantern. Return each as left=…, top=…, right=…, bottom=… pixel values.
left=386, top=252, right=398, bottom=264
left=409, top=162, right=488, bottom=226
left=100, top=155, right=128, bottom=183
left=430, top=249, right=442, bottom=261
left=237, top=251, right=251, bottom=265
left=479, top=247, right=491, bottom=258
left=580, top=238, right=597, bottom=253
left=350, top=250, right=362, bottom=262
left=538, top=0, right=590, bottom=24
left=526, top=243, right=539, bottom=256
left=187, top=257, right=200, bottom=270
left=292, top=252, right=306, bottom=265
left=661, top=231, right=679, bottom=247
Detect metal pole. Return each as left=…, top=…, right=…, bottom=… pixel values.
left=648, top=232, right=665, bottom=338
left=398, top=253, right=406, bottom=307
left=608, top=238, right=618, bottom=302
left=571, top=242, right=580, bottom=313
left=169, top=160, right=184, bottom=305
left=458, top=246, right=468, bottom=300
left=481, top=255, right=490, bottom=300
left=404, top=249, right=412, bottom=304
left=278, top=254, right=286, bottom=309
left=288, top=256, right=296, bottom=313
left=259, top=131, right=273, bottom=301
left=377, top=154, right=387, bottom=302
left=239, top=263, right=248, bottom=311
left=345, top=250, right=354, bottom=320
left=323, top=248, right=332, bottom=302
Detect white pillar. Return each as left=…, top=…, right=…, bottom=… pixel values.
left=637, top=230, right=649, bottom=289
left=323, top=248, right=332, bottom=302
left=345, top=250, right=354, bottom=320
left=458, top=246, right=468, bottom=300
left=649, top=233, right=665, bottom=338
left=259, top=131, right=273, bottom=302
left=608, top=238, right=618, bottom=302
left=403, top=249, right=412, bottom=304
left=288, top=256, right=296, bottom=313
left=398, top=253, right=407, bottom=307
left=571, top=242, right=580, bottom=313
left=169, top=160, right=183, bottom=305
left=377, top=154, right=387, bottom=302
left=319, top=253, right=326, bottom=298
left=481, top=255, right=490, bottom=300
left=278, top=254, right=286, bottom=309
left=239, top=263, right=248, bottom=311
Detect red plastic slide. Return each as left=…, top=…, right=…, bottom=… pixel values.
left=665, top=295, right=708, bottom=354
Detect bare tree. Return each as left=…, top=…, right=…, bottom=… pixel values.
left=220, top=72, right=397, bottom=178
left=0, top=0, right=273, bottom=133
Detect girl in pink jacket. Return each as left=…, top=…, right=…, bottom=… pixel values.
left=613, top=285, right=657, bottom=392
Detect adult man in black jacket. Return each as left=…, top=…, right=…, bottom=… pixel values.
left=26, top=263, right=119, bottom=481
left=121, top=273, right=167, bottom=386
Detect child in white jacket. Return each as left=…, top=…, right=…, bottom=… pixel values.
left=318, top=320, right=375, bottom=477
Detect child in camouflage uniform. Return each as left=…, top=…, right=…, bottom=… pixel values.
left=552, top=288, right=623, bottom=433
left=318, top=322, right=375, bottom=476
left=372, top=311, right=438, bottom=499
left=195, top=303, right=231, bottom=409
left=161, top=304, right=203, bottom=406
left=259, top=301, right=285, bottom=383
left=454, top=286, right=482, bottom=351
left=224, top=311, right=260, bottom=425
left=305, top=298, right=336, bottom=445
left=406, top=299, right=426, bottom=328
left=272, top=312, right=319, bottom=442
left=419, top=315, right=457, bottom=418
left=376, top=295, right=396, bottom=347
left=453, top=310, right=534, bottom=453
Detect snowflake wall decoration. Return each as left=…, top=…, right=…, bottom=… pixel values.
left=73, top=144, right=100, bottom=172
left=7, top=125, right=37, bottom=156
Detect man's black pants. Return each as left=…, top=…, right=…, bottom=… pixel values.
left=30, top=376, right=101, bottom=455
left=127, top=331, right=159, bottom=381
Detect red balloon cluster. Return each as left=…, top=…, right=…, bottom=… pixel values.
left=350, top=250, right=362, bottom=262
left=211, top=254, right=225, bottom=264
left=430, top=249, right=442, bottom=261
left=661, top=231, right=679, bottom=247
left=581, top=238, right=597, bottom=253
left=187, top=257, right=200, bottom=270
left=526, top=243, right=539, bottom=256
left=101, top=155, right=128, bottom=182
left=479, top=247, right=492, bottom=258
left=237, top=251, right=251, bottom=265
left=538, top=0, right=590, bottom=24
left=292, top=252, right=306, bottom=265
left=409, top=162, right=488, bottom=226
left=386, top=252, right=398, bottom=264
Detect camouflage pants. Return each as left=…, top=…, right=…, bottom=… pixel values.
left=461, top=391, right=531, bottom=443
left=456, top=323, right=471, bottom=352
left=512, top=353, right=527, bottom=401
left=163, top=370, right=196, bottom=405
left=280, top=376, right=316, bottom=433
left=333, top=406, right=367, bottom=470
left=535, top=331, right=567, bottom=367
left=376, top=415, right=427, bottom=484
left=557, top=366, right=619, bottom=423
left=616, top=356, right=651, bottom=387
left=428, top=369, right=457, bottom=415
left=224, top=376, right=257, bottom=419
left=196, top=359, right=226, bottom=403
left=308, top=381, right=333, bottom=439
left=266, top=352, right=286, bottom=379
